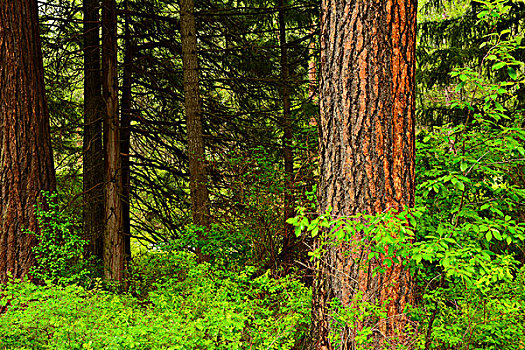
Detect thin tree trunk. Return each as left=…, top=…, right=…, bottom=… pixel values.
left=121, top=0, right=133, bottom=264
left=180, top=0, right=210, bottom=260
left=308, top=23, right=318, bottom=127
left=102, top=0, right=124, bottom=281
left=83, top=0, right=105, bottom=262
left=0, top=0, right=57, bottom=283
left=277, top=0, right=296, bottom=266
left=314, top=0, right=417, bottom=348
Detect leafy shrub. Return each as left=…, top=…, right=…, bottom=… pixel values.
left=413, top=3, right=525, bottom=348
left=26, top=191, right=92, bottom=285
left=0, top=251, right=311, bottom=350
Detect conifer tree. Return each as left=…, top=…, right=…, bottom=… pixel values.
left=0, top=0, right=57, bottom=283
left=315, top=0, right=417, bottom=347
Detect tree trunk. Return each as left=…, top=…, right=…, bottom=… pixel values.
left=83, top=0, right=105, bottom=263
left=102, top=0, right=124, bottom=281
left=180, top=0, right=210, bottom=260
left=308, top=23, right=318, bottom=128
left=308, top=24, right=317, bottom=102
left=121, top=2, right=133, bottom=264
left=0, top=0, right=57, bottom=283
left=314, top=0, right=417, bottom=348
left=277, top=0, right=297, bottom=267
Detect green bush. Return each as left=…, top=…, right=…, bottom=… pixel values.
left=0, top=251, right=311, bottom=350
left=25, top=191, right=92, bottom=285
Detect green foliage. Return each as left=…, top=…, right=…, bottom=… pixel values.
left=213, top=145, right=313, bottom=267
left=288, top=206, right=418, bottom=349
left=413, top=4, right=525, bottom=346
left=25, top=191, right=91, bottom=285
left=326, top=292, right=390, bottom=349
left=0, top=251, right=310, bottom=350
left=413, top=267, right=525, bottom=350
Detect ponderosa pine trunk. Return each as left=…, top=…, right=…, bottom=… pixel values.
left=314, top=0, right=417, bottom=349
left=180, top=0, right=211, bottom=260
left=0, top=0, right=57, bottom=283
left=83, top=0, right=105, bottom=262
left=102, top=0, right=124, bottom=281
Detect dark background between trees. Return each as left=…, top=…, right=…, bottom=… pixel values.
left=39, top=0, right=319, bottom=273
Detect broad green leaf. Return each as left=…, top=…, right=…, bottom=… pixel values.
left=455, top=81, right=466, bottom=92
left=492, top=62, right=506, bottom=70
left=508, top=66, right=517, bottom=80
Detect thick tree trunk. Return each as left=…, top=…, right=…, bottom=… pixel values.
left=314, top=0, right=417, bottom=349
left=180, top=0, right=211, bottom=260
left=102, top=0, right=124, bottom=281
left=121, top=3, right=133, bottom=264
left=277, top=0, right=297, bottom=267
left=83, top=0, right=105, bottom=262
left=0, top=0, right=57, bottom=283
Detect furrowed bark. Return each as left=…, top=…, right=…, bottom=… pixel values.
left=0, top=0, right=57, bottom=283
left=180, top=0, right=211, bottom=261
left=314, top=0, right=417, bottom=348
left=83, top=0, right=105, bottom=262
left=102, top=0, right=124, bottom=281
left=121, top=0, right=133, bottom=265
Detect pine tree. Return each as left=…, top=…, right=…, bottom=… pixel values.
left=314, top=0, right=417, bottom=347
left=0, top=0, right=57, bottom=283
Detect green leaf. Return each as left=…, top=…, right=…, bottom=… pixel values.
left=480, top=203, right=491, bottom=211
left=492, top=62, right=507, bottom=70
left=286, top=217, right=297, bottom=225
left=486, top=231, right=492, bottom=242
left=507, top=66, right=517, bottom=80
left=455, top=81, right=466, bottom=92
left=460, top=162, right=468, bottom=172
left=479, top=224, right=489, bottom=232
left=477, top=10, right=489, bottom=18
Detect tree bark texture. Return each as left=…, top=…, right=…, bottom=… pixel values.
left=102, top=0, right=124, bottom=281
left=0, top=0, right=57, bottom=283
left=315, top=0, right=417, bottom=349
left=121, top=4, right=132, bottom=263
left=180, top=0, right=211, bottom=258
left=83, top=0, right=105, bottom=262
left=308, top=24, right=317, bottom=102
left=278, top=0, right=297, bottom=265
